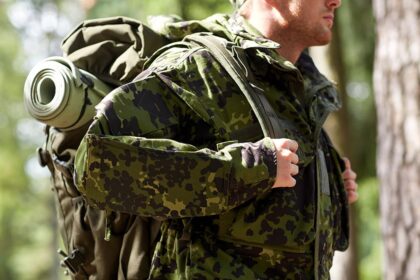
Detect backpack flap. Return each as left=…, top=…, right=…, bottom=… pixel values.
left=61, top=16, right=170, bottom=87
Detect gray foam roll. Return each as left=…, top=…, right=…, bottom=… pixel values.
left=24, top=56, right=111, bottom=131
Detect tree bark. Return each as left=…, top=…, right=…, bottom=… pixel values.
left=373, top=0, right=420, bottom=279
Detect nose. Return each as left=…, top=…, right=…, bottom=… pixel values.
left=327, top=0, right=341, bottom=9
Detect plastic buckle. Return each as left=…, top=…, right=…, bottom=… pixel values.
left=58, top=248, right=85, bottom=276
left=37, top=147, right=48, bottom=167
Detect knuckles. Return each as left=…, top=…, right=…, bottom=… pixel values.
left=272, top=138, right=300, bottom=189
left=279, top=148, right=292, bottom=158
left=344, top=180, right=358, bottom=191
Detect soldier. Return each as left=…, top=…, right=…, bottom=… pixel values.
left=74, top=0, right=358, bottom=278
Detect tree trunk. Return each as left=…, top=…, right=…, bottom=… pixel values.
left=373, top=0, right=420, bottom=279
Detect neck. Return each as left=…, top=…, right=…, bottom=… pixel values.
left=272, top=38, right=304, bottom=64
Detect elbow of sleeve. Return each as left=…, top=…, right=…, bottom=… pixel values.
left=72, top=135, right=106, bottom=210
left=73, top=138, right=87, bottom=194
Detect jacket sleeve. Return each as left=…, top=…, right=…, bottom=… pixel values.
left=74, top=48, right=277, bottom=219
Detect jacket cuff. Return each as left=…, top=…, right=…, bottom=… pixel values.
left=260, top=137, right=277, bottom=180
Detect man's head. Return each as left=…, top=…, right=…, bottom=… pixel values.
left=237, top=0, right=341, bottom=61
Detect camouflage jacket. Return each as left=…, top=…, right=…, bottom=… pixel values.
left=74, top=14, right=349, bottom=279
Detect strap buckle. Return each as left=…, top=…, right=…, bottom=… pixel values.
left=37, top=147, right=49, bottom=167
left=58, top=248, right=86, bottom=276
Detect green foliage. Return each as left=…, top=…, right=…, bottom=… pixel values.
left=86, top=0, right=232, bottom=21
left=178, top=0, right=231, bottom=19
left=86, top=0, right=180, bottom=21
left=357, top=178, right=382, bottom=280
left=0, top=4, right=28, bottom=279
left=0, top=1, right=60, bottom=279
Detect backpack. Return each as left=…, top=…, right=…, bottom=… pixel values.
left=29, top=17, right=170, bottom=280
left=25, top=16, right=282, bottom=279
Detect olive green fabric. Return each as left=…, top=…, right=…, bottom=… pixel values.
left=39, top=124, right=160, bottom=279
left=28, top=16, right=172, bottom=279
left=24, top=57, right=111, bottom=131
left=74, top=14, right=349, bottom=279
left=185, top=33, right=287, bottom=139
left=61, top=16, right=169, bottom=87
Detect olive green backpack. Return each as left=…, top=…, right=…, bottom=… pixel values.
left=34, top=17, right=169, bottom=279
left=31, top=16, right=282, bottom=279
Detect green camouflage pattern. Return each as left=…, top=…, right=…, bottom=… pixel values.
left=74, top=14, right=349, bottom=279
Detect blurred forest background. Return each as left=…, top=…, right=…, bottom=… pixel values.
left=0, top=0, right=381, bottom=279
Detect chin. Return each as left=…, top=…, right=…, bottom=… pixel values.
left=316, top=38, right=332, bottom=46
left=313, top=33, right=333, bottom=46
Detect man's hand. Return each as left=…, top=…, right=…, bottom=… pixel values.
left=342, top=157, right=359, bottom=204
left=272, top=139, right=299, bottom=188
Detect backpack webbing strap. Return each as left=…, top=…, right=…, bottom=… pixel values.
left=185, top=33, right=283, bottom=139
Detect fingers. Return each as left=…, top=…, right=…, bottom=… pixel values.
left=273, top=139, right=299, bottom=163
left=342, top=169, right=357, bottom=180
left=286, top=177, right=296, bottom=188
left=343, top=157, right=351, bottom=169
left=273, top=161, right=299, bottom=188
left=279, top=139, right=299, bottom=153
left=344, top=178, right=359, bottom=204
left=272, top=138, right=300, bottom=188
left=347, top=190, right=359, bottom=204
left=273, top=175, right=296, bottom=188
left=341, top=158, right=359, bottom=204
left=280, top=149, right=299, bottom=164
left=290, top=163, right=299, bottom=176
left=344, top=179, right=357, bottom=192
left=342, top=157, right=357, bottom=183
left=272, top=161, right=299, bottom=188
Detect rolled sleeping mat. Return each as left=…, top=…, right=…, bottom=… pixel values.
left=24, top=56, right=112, bottom=131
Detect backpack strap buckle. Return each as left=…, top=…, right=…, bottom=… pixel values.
left=37, top=125, right=51, bottom=167
left=58, top=248, right=86, bottom=276
left=37, top=147, right=49, bottom=167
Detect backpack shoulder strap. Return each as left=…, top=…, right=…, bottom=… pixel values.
left=185, top=33, right=283, bottom=139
